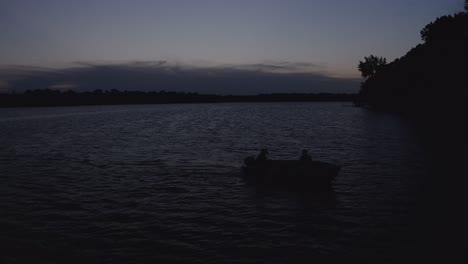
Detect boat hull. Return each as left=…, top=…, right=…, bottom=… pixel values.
left=242, top=160, right=340, bottom=189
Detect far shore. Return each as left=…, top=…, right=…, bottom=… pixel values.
left=0, top=90, right=356, bottom=107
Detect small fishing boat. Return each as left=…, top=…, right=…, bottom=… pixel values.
left=242, top=157, right=340, bottom=189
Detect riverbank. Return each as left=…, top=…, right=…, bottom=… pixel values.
left=0, top=90, right=356, bottom=107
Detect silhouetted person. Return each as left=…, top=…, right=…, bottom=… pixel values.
left=256, top=148, right=269, bottom=161
left=300, top=149, right=312, bottom=162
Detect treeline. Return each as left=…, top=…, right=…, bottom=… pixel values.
left=357, top=2, right=468, bottom=117
left=0, top=89, right=356, bottom=107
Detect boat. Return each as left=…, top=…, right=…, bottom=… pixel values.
left=242, top=157, right=340, bottom=189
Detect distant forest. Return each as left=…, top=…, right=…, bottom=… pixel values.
left=356, top=0, right=468, bottom=117
left=0, top=89, right=356, bottom=107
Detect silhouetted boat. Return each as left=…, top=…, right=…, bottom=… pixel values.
left=242, top=158, right=340, bottom=189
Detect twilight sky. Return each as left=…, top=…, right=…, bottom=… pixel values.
left=0, top=0, right=463, bottom=94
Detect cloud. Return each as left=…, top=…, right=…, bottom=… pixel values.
left=0, top=80, right=10, bottom=91
left=49, top=83, right=79, bottom=90
left=226, top=61, right=327, bottom=74
left=0, top=61, right=360, bottom=95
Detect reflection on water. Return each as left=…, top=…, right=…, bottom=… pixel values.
left=0, top=103, right=466, bottom=263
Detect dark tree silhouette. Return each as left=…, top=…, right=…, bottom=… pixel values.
left=465, top=0, right=468, bottom=11
left=357, top=55, right=387, bottom=79
left=420, top=13, right=468, bottom=43
left=357, top=8, right=468, bottom=118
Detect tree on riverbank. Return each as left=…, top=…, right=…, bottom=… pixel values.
left=358, top=55, right=387, bottom=79
left=357, top=1, right=468, bottom=116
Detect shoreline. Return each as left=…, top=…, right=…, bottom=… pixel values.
left=0, top=91, right=356, bottom=108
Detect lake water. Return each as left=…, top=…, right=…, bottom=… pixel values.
left=0, top=103, right=466, bottom=263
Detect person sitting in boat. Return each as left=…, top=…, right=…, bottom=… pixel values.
left=300, top=149, right=312, bottom=162
left=256, top=148, right=269, bottom=161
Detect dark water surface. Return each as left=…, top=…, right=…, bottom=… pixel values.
left=1, top=103, right=466, bottom=263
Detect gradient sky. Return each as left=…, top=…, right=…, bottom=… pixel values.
left=0, top=0, right=463, bottom=93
